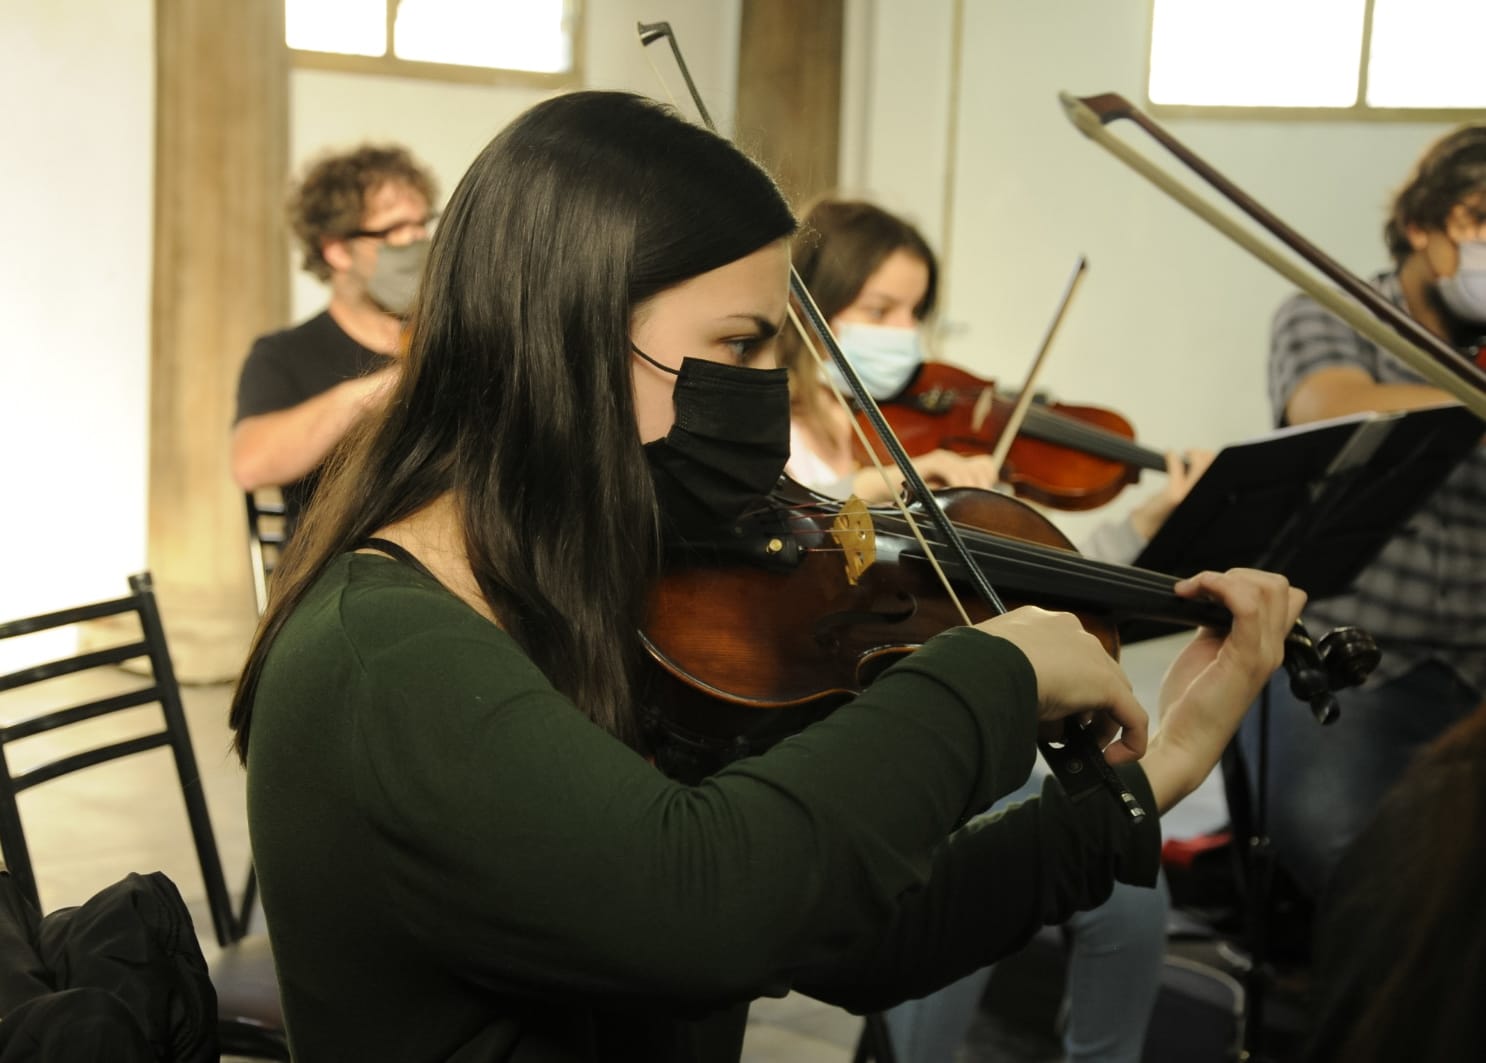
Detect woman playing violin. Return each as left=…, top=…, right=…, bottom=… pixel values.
left=784, top=197, right=1215, bottom=1062
left=231, top=92, right=1301, bottom=1063
left=782, top=198, right=1210, bottom=568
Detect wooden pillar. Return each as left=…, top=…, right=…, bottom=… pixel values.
left=735, top=0, right=844, bottom=209
left=150, top=0, right=288, bottom=681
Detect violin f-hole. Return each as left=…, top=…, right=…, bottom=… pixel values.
left=811, top=592, right=919, bottom=649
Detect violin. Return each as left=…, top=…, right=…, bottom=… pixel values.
left=853, top=362, right=1170, bottom=511
left=641, top=482, right=1378, bottom=784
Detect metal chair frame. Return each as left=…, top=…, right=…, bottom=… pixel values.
left=0, top=572, right=288, bottom=1059
left=245, top=491, right=287, bottom=617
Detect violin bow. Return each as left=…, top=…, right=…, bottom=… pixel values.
left=638, top=21, right=1147, bottom=822
left=1060, top=91, right=1486, bottom=420
left=987, top=255, right=1090, bottom=481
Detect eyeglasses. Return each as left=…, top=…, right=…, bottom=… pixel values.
left=345, top=211, right=439, bottom=246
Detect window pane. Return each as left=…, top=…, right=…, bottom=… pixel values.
left=285, top=0, right=387, bottom=57
left=1367, top=0, right=1486, bottom=107
left=1149, top=0, right=1366, bottom=107
left=394, top=0, right=572, bottom=73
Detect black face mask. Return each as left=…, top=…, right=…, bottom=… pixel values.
left=637, top=348, right=792, bottom=540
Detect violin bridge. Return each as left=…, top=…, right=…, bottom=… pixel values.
left=830, top=497, right=876, bottom=585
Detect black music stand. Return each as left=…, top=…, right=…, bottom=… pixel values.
left=1125, top=403, right=1481, bottom=1060
left=1126, top=402, right=1483, bottom=637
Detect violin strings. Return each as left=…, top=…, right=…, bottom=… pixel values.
left=774, top=503, right=1181, bottom=598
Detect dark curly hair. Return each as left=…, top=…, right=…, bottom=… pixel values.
left=288, top=144, right=439, bottom=280
left=1385, top=125, right=1486, bottom=266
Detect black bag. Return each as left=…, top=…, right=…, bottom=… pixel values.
left=0, top=871, right=217, bottom=1063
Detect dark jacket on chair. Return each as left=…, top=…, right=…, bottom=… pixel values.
left=0, top=871, right=217, bottom=1062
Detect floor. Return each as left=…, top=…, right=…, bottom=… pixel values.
left=0, top=628, right=1228, bottom=1061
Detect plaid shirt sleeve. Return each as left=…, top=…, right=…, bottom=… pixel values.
left=1265, top=275, right=1486, bottom=693
left=1268, top=290, right=1384, bottom=427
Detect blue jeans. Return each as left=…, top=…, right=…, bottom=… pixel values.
left=883, top=777, right=1170, bottom=1063
left=1238, top=661, right=1479, bottom=898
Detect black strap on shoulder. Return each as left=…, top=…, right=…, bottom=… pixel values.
left=360, top=537, right=437, bottom=582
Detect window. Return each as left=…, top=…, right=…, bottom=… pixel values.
left=1148, top=0, right=1486, bottom=115
left=285, top=0, right=580, bottom=87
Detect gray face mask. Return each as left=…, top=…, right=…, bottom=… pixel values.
left=1436, top=239, right=1486, bottom=324
left=365, top=239, right=430, bottom=316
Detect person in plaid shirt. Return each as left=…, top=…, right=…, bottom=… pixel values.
left=1240, top=125, right=1486, bottom=900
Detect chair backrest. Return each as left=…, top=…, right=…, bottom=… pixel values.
left=0, top=573, right=242, bottom=948
left=245, top=491, right=287, bottom=616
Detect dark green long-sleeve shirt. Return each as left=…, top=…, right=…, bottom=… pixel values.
left=247, top=553, right=1160, bottom=1062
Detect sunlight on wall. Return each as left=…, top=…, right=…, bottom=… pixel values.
left=1368, top=0, right=1486, bottom=107
left=1149, top=0, right=1365, bottom=107
left=285, top=0, right=385, bottom=56
left=396, top=0, right=571, bottom=72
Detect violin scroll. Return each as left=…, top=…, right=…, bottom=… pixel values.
left=1281, top=623, right=1379, bottom=725
left=1319, top=625, right=1381, bottom=693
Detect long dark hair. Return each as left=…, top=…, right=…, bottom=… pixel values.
left=1312, top=702, right=1486, bottom=1061
left=230, top=92, right=795, bottom=760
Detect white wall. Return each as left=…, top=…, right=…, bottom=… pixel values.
left=843, top=0, right=1459, bottom=544
left=290, top=0, right=741, bottom=319
left=0, top=0, right=154, bottom=666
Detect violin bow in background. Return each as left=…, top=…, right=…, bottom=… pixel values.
left=986, top=255, right=1090, bottom=481
left=638, top=20, right=1148, bottom=822
left=1059, top=91, right=1486, bottom=419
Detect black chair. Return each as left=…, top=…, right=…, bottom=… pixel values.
left=1157, top=738, right=1315, bottom=1060
left=0, top=573, right=287, bottom=1059
left=242, top=489, right=291, bottom=937
left=245, top=491, right=287, bottom=617
left=852, top=1013, right=900, bottom=1062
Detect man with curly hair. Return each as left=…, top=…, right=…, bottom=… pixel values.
left=232, top=144, right=438, bottom=536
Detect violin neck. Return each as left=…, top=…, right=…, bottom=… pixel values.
left=1020, top=403, right=1168, bottom=472
left=908, top=527, right=1228, bottom=630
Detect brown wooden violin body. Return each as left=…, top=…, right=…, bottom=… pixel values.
left=641, top=486, right=1111, bottom=777
left=851, top=362, right=1168, bottom=511
left=641, top=484, right=1377, bottom=783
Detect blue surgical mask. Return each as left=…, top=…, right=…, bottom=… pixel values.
left=1436, top=240, right=1486, bottom=324
left=823, top=323, right=926, bottom=400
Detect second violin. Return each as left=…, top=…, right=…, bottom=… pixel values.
left=783, top=199, right=1168, bottom=511
left=859, top=361, right=1169, bottom=511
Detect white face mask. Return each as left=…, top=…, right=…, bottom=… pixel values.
left=823, top=323, right=927, bottom=400
left=1436, top=239, right=1486, bottom=324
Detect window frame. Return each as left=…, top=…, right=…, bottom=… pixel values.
left=287, top=0, right=584, bottom=91
left=1145, top=0, right=1486, bottom=121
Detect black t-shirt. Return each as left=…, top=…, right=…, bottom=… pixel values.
left=235, top=311, right=393, bottom=534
